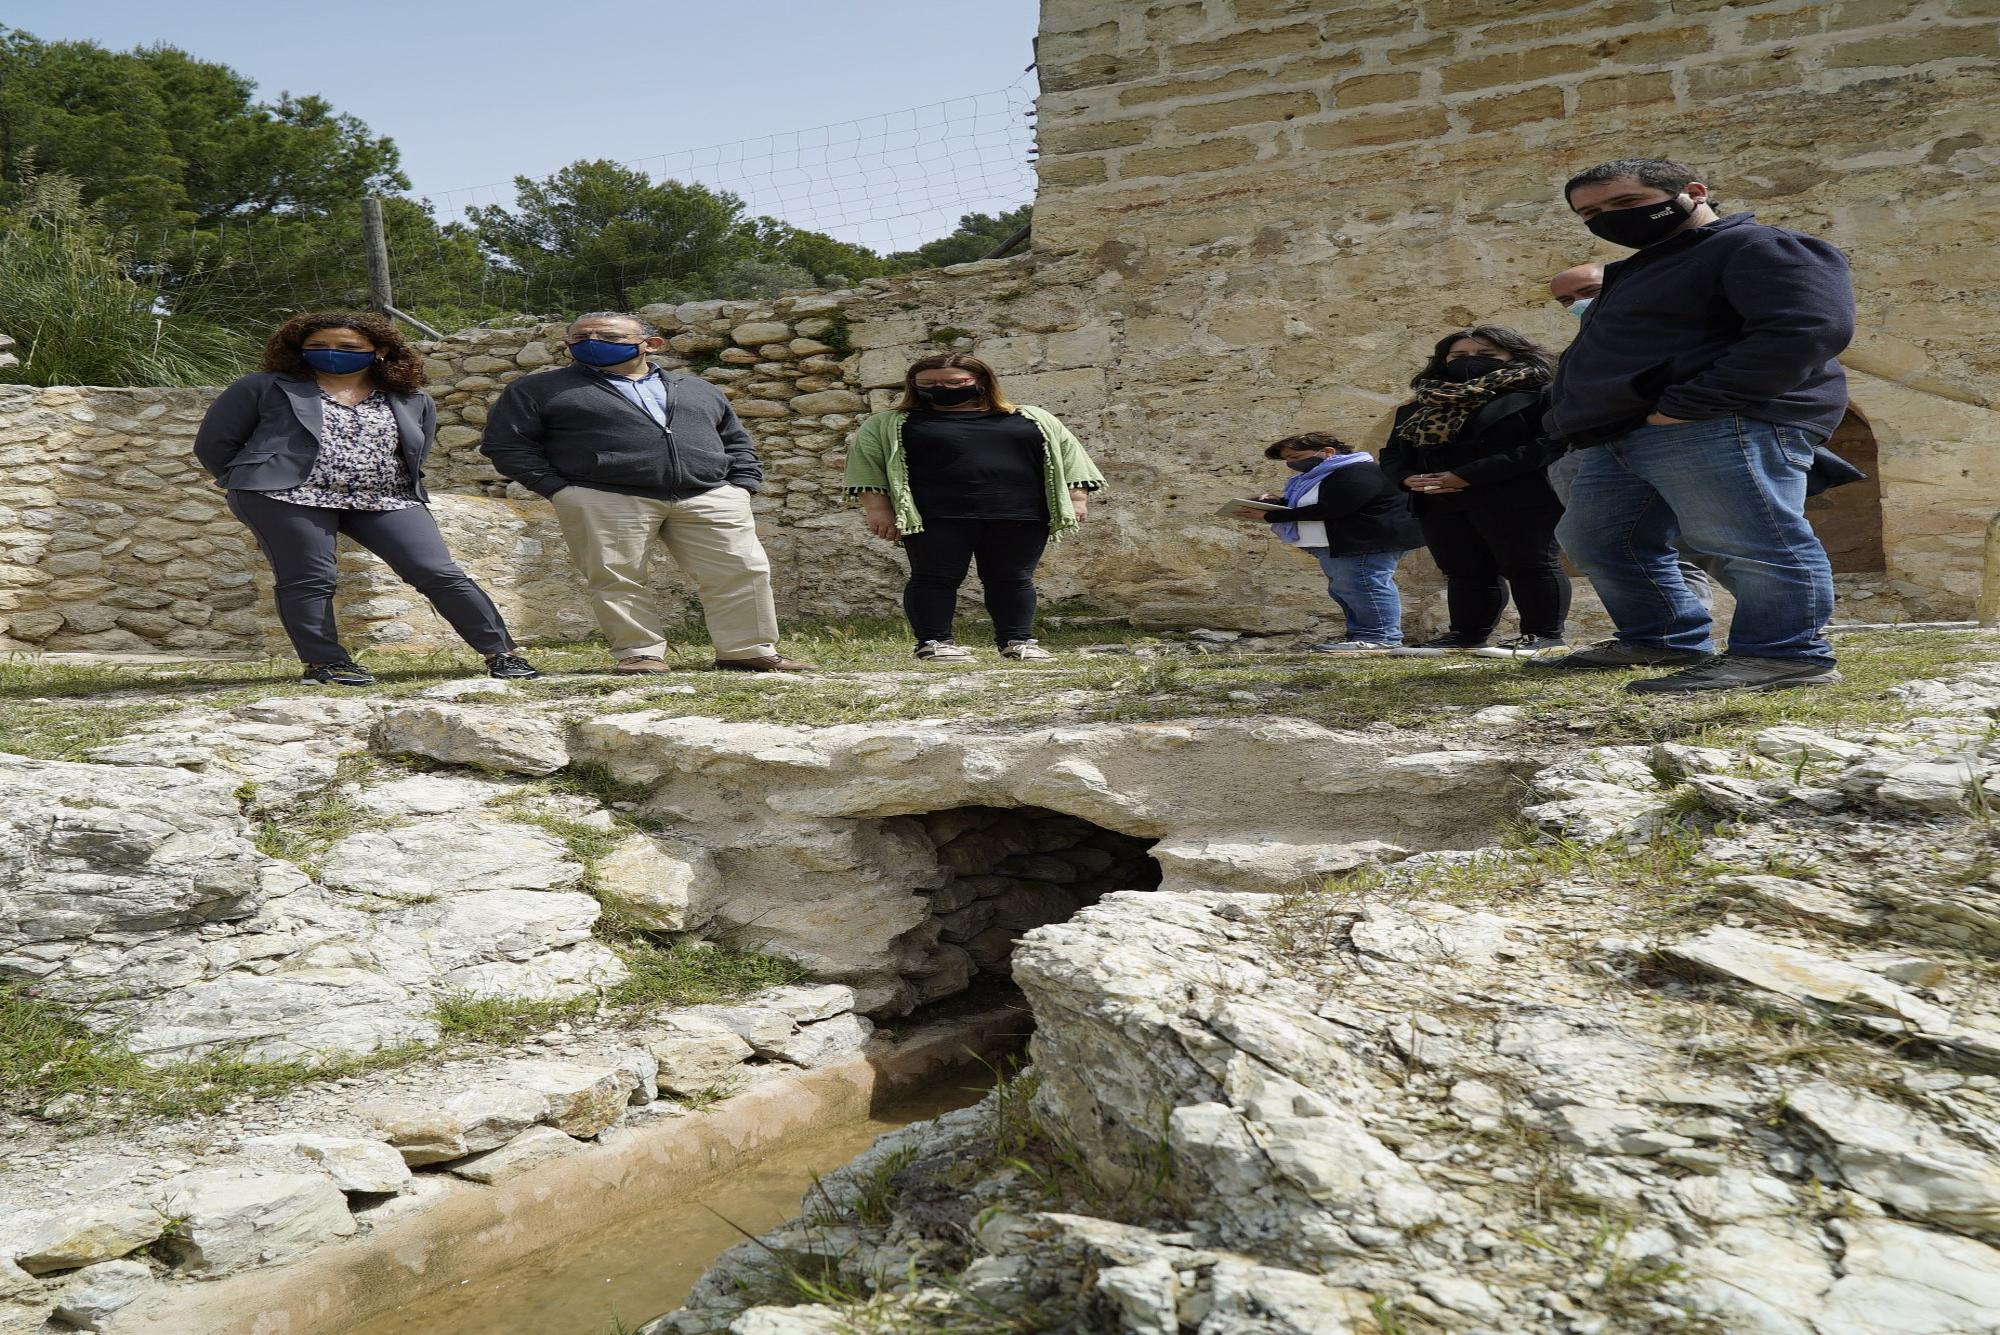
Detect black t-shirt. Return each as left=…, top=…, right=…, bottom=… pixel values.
left=903, top=409, right=1048, bottom=522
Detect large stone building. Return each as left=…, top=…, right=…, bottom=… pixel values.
left=1, top=0, right=1993, bottom=653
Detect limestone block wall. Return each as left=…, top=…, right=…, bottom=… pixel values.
left=1014, top=0, right=2000, bottom=619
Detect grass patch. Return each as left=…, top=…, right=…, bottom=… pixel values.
left=0, top=985, right=428, bottom=1121
left=427, top=938, right=802, bottom=1048
left=433, top=992, right=590, bottom=1042
left=1267, top=822, right=1713, bottom=968
left=605, top=937, right=805, bottom=1010
left=250, top=755, right=379, bottom=877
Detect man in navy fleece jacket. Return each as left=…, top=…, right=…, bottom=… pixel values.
left=1539, top=158, right=1853, bottom=695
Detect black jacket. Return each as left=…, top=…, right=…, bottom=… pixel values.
left=193, top=373, right=436, bottom=501
left=1379, top=391, right=1561, bottom=514
left=480, top=365, right=762, bottom=501
left=1546, top=212, right=1855, bottom=446
left=1261, top=457, right=1423, bottom=556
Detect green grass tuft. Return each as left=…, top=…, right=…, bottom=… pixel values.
left=0, top=985, right=428, bottom=1121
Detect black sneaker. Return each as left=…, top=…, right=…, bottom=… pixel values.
left=1626, top=655, right=1842, bottom=695
left=1526, top=639, right=1712, bottom=672
left=1471, top=634, right=1567, bottom=660
left=1393, top=632, right=1488, bottom=659
left=302, top=660, right=376, bottom=687
left=486, top=652, right=541, bottom=680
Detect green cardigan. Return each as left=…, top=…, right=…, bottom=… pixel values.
left=842, top=405, right=1106, bottom=538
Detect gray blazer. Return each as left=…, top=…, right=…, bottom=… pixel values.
left=193, top=372, right=436, bottom=502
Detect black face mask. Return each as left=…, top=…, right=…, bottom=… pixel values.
left=915, top=383, right=982, bottom=407
left=1441, top=355, right=1508, bottom=382
left=1585, top=194, right=1693, bottom=249
left=1285, top=455, right=1329, bottom=472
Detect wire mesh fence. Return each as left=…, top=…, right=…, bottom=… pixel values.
left=109, top=73, right=1040, bottom=332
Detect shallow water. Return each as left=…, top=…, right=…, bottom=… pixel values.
left=341, top=1064, right=996, bottom=1335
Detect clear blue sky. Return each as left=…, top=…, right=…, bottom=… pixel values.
left=6, top=0, right=1043, bottom=250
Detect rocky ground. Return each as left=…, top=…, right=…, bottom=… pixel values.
left=653, top=654, right=2000, bottom=1335
left=1, top=626, right=1995, bottom=1333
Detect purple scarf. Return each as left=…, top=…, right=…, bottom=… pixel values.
left=1273, top=452, right=1370, bottom=545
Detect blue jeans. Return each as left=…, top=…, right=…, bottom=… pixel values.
left=1304, top=548, right=1406, bottom=643
left=1555, top=416, right=1834, bottom=664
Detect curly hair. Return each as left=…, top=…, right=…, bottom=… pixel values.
left=1409, top=325, right=1554, bottom=387
left=893, top=353, right=1017, bottom=413
left=261, top=311, right=427, bottom=394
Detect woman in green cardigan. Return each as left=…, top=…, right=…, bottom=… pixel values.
left=844, top=353, right=1104, bottom=662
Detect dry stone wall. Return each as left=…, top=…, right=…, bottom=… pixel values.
left=2, top=0, right=1993, bottom=653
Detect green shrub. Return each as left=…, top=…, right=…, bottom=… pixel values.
left=0, top=176, right=250, bottom=388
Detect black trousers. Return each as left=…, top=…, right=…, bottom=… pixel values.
left=1419, top=501, right=1571, bottom=640
left=901, top=519, right=1049, bottom=646
left=228, top=490, right=515, bottom=664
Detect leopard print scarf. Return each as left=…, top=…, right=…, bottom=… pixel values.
left=1391, top=361, right=1551, bottom=449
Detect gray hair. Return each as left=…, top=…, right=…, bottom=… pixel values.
left=568, top=311, right=659, bottom=338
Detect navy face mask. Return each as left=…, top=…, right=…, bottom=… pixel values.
left=301, top=348, right=377, bottom=374
left=569, top=338, right=643, bottom=367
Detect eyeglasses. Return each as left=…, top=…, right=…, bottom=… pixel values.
left=915, top=378, right=979, bottom=387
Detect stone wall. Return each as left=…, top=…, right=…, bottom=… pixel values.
left=3, top=0, right=1993, bottom=653
left=1010, top=0, right=2000, bottom=618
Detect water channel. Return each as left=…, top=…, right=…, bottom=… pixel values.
left=340, top=1062, right=997, bottom=1335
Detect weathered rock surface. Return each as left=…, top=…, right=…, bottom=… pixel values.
left=448, top=1125, right=588, bottom=1185
left=659, top=658, right=2000, bottom=1335
left=51, top=1258, right=155, bottom=1330
left=7, top=1197, right=161, bottom=1274
left=374, top=701, right=569, bottom=775
left=155, top=1169, right=354, bottom=1276
left=244, top=1133, right=413, bottom=1196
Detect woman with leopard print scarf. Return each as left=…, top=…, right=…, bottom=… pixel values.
left=1379, top=326, right=1571, bottom=658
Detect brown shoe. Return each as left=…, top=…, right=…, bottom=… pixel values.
left=713, top=653, right=815, bottom=673
left=614, top=655, right=675, bottom=674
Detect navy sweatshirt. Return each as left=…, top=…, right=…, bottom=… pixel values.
left=1545, top=212, right=1855, bottom=445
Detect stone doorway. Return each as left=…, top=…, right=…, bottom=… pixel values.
left=894, top=806, right=1162, bottom=1007
left=1808, top=410, right=1886, bottom=574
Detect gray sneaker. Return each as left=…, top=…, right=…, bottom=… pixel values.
left=914, top=640, right=974, bottom=663
left=1526, top=638, right=1712, bottom=672
left=1626, top=655, right=1842, bottom=695
left=1306, top=640, right=1397, bottom=655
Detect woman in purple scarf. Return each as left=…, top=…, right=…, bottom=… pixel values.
left=1232, top=432, right=1423, bottom=654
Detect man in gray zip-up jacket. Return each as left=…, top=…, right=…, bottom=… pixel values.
left=481, top=312, right=811, bottom=673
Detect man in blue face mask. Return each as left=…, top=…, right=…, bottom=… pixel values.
left=1537, top=157, right=1854, bottom=695
left=481, top=312, right=812, bottom=673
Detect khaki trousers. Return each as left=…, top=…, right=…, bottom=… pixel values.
left=549, top=484, right=779, bottom=660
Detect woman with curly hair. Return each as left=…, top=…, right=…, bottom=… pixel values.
left=194, top=311, right=539, bottom=685
left=1378, top=325, right=1570, bottom=658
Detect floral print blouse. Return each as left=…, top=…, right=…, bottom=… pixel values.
left=268, top=391, right=420, bottom=510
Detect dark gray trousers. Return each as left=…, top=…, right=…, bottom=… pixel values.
left=228, top=490, right=514, bottom=664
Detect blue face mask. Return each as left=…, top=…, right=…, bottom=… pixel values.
left=1568, top=298, right=1595, bottom=321
left=301, top=348, right=377, bottom=374
left=569, top=338, right=643, bottom=367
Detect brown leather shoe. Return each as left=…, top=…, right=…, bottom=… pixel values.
left=614, top=655, right=675, bottom=674
left=713, top=653, right=815, bottom=673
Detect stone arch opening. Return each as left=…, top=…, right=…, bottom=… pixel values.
left=892, top=805, right=1162, bottom=1008
left=1808, top=409, right=1885, bottom=574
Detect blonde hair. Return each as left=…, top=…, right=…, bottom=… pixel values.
left=893, top=352, right=1017, bottom=413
